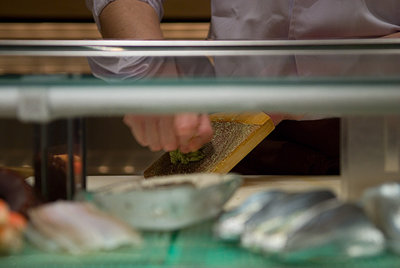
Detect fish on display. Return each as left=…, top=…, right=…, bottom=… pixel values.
left=281, top=201, right=385, bottom=260
left=214, top=190, right=285, bottom=241
left=241, top=190, right=336, bottom=252
left=361, top=182, right=400, bottom=255
left=25, top=201, right=142, bottom=254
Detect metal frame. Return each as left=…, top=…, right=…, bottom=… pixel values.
left=0, top=80, right=398, bottom=123
left=1, top=39, right=400, bottom=57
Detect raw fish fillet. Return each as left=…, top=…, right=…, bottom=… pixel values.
left=26, top=201, right=142, bottom=254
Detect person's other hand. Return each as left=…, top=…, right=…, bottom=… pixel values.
left=268, top=113, right=305, bottom=126
left=123, top=113, right=213, bottom=153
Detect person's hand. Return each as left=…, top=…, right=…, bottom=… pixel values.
left=268, top=113, right=305, bottom=126
left=123, top=113, right=214, bottom=153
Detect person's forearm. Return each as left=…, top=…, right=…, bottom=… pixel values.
left=99, top=0, right=163, bottom=39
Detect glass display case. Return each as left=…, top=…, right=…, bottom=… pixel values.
left=1, top=39, right=399, bottom=199
left=0, top=39, right=399, bottom=266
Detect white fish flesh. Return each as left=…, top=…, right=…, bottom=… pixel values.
left=26, top=201, right=142, bottom=254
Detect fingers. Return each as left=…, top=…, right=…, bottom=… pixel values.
left=158, top=115, right=178, bottom=151
left=268, top=113, right=305, bottom=126
left=124, top=115, right=160, bottom=151
left=123, top=113, right=213, bottom=153
left=144, top=116, right=162, bottom=151
left=123, top=115, right=147, bottom=146
left=268, top=113, right=285, bottom=126
left=187, top=114, right=213, bottom=152
left=174, top=113, right=199, bottom=153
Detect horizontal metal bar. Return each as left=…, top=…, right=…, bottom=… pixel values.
left=2, top=49, right=400, bottom=57
left=2, top=39, right=400, bottom=47
left=0, top=39, right=400, bottom=57
left=1, top=82, right=399, bottom=122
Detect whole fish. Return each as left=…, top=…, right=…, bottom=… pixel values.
left=282, top=201, right=385, bottom=260
left=241, top=190, right=336, bottom=252
left=214, top=190, right=285, bottom=241
left=361, top=182, right=400, bottom=255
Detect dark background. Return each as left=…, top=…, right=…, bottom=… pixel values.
left=0, top=0, right=211, bottom=22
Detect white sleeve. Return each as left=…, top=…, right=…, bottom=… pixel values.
left=87, top=56, right=215, bottom=81
left=84, top=0, right=215, bottom=81
left=85, top=0, right=166, bottom=30
left=87, top=56, right=172, bottom=80
left=84, top=0, right=168, bottom=80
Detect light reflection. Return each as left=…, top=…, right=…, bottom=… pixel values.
left=98, top=165, right=109, bottom=174
left=123, top=165, right=135, bottom=174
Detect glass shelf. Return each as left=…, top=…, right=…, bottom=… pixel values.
left=0, top=39, right=400, bottom=121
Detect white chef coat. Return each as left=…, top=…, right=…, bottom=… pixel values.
left=85, top=0, right=400, bottom=79
left=86, top=0, right=400, bottom=38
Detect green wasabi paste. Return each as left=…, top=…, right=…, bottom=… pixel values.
left=169, top=149, right=205, bottom=165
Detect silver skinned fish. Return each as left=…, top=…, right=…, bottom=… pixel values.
left=214, top=190, right=285, bottom=241
left=241, top=190, right=336, bottom=251
left=281, top=201, right=385, bottom=260
left=362, top=182, right=400, bottom=255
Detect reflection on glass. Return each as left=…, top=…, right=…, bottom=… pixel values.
left=87, top=53, right=400, bottom=80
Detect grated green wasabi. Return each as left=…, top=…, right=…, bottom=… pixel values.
left=169, top=149, right=205, bottom=165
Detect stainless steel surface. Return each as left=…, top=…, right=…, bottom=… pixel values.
left=1, top=39, right=400, bottom=57
left=341, top=116, right=400, bottom=201
left=0, top=89, right=18, bottom=116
